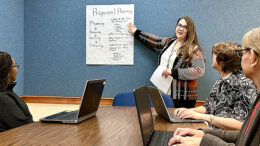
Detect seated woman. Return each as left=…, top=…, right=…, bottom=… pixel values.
left=0, top=52, right=33, bottom=132
left=174, top=42, right=258, bottom=130
left=168, top=27, right=260, bottom=146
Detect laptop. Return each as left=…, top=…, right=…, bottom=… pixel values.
left=133, top=86, right=173, bottom=146
left=40, top=79, right=106, bottom=124
left=147, top=86, right=204, bottom=123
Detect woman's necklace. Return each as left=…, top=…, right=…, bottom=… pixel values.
left=166, top=43, right=178, bottom=69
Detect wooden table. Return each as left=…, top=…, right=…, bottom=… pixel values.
left=0, top=106, right=208, bottom=146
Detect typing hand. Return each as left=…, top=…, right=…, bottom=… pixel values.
left=178, top=110, right=204, bottom=120
left=168, top=135, right=203, bottom=146
left=173, top=108, right=189, bottom=117
left=173, top=128, right=205, bottom=137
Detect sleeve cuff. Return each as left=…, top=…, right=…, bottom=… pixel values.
left=200, top=134, right=234, bottom=146
left=134, top=29, right=141, bottom=38
left=171, top=69, right=178, bottom=78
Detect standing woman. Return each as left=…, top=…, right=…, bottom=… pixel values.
left=0, top=52, right=33, bottom=132
left=128, top=16, right=205, bottom=108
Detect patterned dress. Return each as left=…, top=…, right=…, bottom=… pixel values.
left=203, top=71, right=258, bottom=129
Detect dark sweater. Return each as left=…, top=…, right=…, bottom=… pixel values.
left=0, top=82, right=33, bottom=132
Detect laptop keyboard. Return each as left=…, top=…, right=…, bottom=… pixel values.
left=170, top=112, right=196, bottom=120
left=160, top=131, right=173, bottom=146
left=44, top=111, right=68, bottom=119
left=56, top=111, right=78, bottom=120
left=149, top=130, right=173, bottom=146
left=44, top=110, right=78, bottom=120
left=169, top=112, right=204, bottom=123
left=170, top=114, right=182, bottom=120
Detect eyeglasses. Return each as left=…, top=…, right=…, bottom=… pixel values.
left=236, top=48, right=258, bottom=58
left=177, top=23, right=188, bottom=29
left=12, top=64, right=19, bottom=69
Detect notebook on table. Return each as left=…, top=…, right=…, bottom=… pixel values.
left=40, top=79, right=106, bottom=124
left=147, top=86, right=204, bottom=123
left=133, top=86, right=174, bottom=146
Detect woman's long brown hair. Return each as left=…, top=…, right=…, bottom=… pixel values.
left=175, top=16, right=203, bottom=63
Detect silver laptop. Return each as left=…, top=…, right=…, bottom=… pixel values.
left=147, top=86, right=204, bottom=123
left=134, top=86, right=174, bottom=146
left=40, top=79, right=106, bottom=124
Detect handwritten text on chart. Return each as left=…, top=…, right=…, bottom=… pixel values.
left=86, top=4, right=134, bottom=65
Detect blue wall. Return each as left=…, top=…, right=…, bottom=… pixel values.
left=24, top=0, right=260, bottom=99
left=0, top=0, right=24, bottom=95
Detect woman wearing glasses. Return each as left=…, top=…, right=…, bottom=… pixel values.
left=168, top=27, right=260, bottom=146
left=128, top=16, right=205, bottom=108
left=0, top=51, right=33, bottom=132
left=173, top=42, right=258, bottom=130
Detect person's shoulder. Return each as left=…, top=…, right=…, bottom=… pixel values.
left=169, top=36, right=177, bottom=41
left=161, top=37, right=177, bottom=47
left=165, top=36, right=177, bottom=43
left=0, top=92, right=8, bottom=105
left=231, top=71, right=244, bottom=80
left=191, top=46, right=204, bottom=58
left=212, top=77, right=223, bottom=88
left=188, top=43, right=198, bottom=48
left=189, top=43, right=202, bottom=51
left=0, top=92, right=9, bottom=98
left=0, top=92, right=14, bottom=103
left=234, top=71, right=249, bottom=80
left=233, top=72, right=256, bottom=86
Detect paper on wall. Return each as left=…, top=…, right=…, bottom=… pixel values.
left=86, top=4, right=134, bottom=65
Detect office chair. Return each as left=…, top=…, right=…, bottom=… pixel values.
left=112, top=91, right=174, bottom=107
left=112, top=92, right=136, bottom=106
left=160, top=93, right=174, bottom=108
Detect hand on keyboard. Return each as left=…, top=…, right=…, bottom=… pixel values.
left=173, top=128, right=205, bottom=137
left=173, top=108, right=189, bottom=117
left=175, top=109, right=204, bottom=120
left=168, top=134, right=203, bottom=146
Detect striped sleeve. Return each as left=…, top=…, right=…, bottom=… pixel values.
left=177, top=50, right=205, bottom=80
left=134, top=29, right=170, bottom=51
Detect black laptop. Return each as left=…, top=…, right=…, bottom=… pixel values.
left=147, top=86, right=204, bottom=123
left=40, top=79, right=106, bottom=124
left=134, top=86, right=173, bottom=146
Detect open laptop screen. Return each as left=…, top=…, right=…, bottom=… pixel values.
left=78, top=79, right=106, bottom=118
left=147, top=86, right=171, bottom=120
left=134, top=86, right=154, bottom=146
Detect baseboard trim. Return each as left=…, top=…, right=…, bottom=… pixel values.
left=194, top=101, right=205, bottom=107
left=20, top=95, right=204, bottom=107
left=20, top=95, right=113, bottom=106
